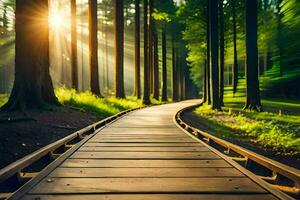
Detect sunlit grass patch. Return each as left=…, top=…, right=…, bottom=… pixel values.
left=0, top=87, right=164, bottom=117
left=0, top=95, right=8, bottom=107
left=194, top=103, right=300, bottom=155
left=55, top=87, right=144, bottom=118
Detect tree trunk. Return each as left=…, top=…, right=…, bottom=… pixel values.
left=232, top=0, right=238, bottom=95
left=277, top=0, right=283, bottom=76
left=114, top=0, right=125, bottom=98
left=1, top=0, right=59, bottom=111
left=142, top=0, right=151, bottom=105
left=71, top=0, right=78, bottom=90
left=180, top=52, right=187, bottom=100
left=244, top=0, right=262, bottom=111
left=161, top=23, right=168, bottom=102
left=219, top=0, right=224, bottom=106
left=3, top=5, right=8, bottom=31
left=88, top=0, right=101, bottom=95
left=153, top=22, right=160, bottom=100
left=203, top=59, right=207, bottom=103
left=172, top=35, right=178, bottom=102
left=134, top=0, right=141, bottom=99
left=210, top=0, right=221, bottom=110
left=206, top=0, right=211, bottom=104
left=104, top=4, right=109, bottom=95
left=149, top=0, right=154, bottom=95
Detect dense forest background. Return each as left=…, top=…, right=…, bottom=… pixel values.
left=1, top=0, right=300, bottom=102
left=0, top=0, right=183, bottom=98
left=180, top=0, right=300, bottom=100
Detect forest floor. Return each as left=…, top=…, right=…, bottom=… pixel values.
left=0, top=88, right=145, bottom=169
left=182, top=84, right=300, bottom=170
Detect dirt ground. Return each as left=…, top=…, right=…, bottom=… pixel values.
left=0, top=107, right=100, bottom=169
left=181, top=110, right=300, bottom=170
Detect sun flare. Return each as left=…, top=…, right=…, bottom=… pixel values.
left=49, top=14, right=63, bottom=29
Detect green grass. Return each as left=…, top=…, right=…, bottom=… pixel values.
left=195, top=79, right=300, bottom=155
left=0, top=87, right=165, bottom=118
left=55, top=88, right=145, bottom=118
left=0, top=95, right=8, bottom=107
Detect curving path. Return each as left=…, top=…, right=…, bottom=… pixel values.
left=11, top=100, right=282, bottom=200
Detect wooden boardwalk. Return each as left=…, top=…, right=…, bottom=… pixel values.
left=12, top=100, right=282, bottom=200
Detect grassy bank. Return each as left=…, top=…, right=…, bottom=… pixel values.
left=0, top=87, right=164, bottom=117
left=55, top=88, right=143, bottom=117
left=194, top=79, right=300, bottom=156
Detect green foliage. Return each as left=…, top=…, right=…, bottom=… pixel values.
left=152, top=11, right=171, bottom=22
left=177, top=0, right=206, bottom=89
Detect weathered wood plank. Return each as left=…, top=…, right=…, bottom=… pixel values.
left=95, top=133, right=189, bottom=138
left=89, top=139, right=197, bottom=143
left=91, top=136, right=191, bottom=140
left=61, top=159, right=232, bottom=168
left=110, top=119, right=177, bottom=127
left=71, top=152, right=220, bottom=159
left=108, top=125, right=177, bottom=128
left=83, top=143, right=203, bottom=147
left=99, top=127, right=181, bottom=133
left=28, top=178, right=268, bottom=194
left=78, top=146, right=209, bottom=152
left=50, top=167, right=245, bottom=178
left=22, top=194, right=277, bottom=200
left=93, top=135, right=188, bottom=138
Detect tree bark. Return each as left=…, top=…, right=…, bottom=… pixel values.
left=71, top=0, right=78, bottom=90
left=219, top=0, right=224, bottom=106
left=104, top=4, right=109, bottom=95
left=161, top=23, right=168, bottom=102
left=206, top=0, right=211, bottom=104
left=210, top=0, right=221, bottom=110
left=153, top=22, right=160, bottom=100
left=180, top=51, right=187, bottom=100
left=114, top=0, right=125, bottom=98
left=1, top=0, right=59, bottom=111
left=134, top=0, right=141, bottom=99
left=88, top=0, right=101, bottom=95
left=142, top=0, right=151, bottom=105
left=3, top=5, right=8, bottom=31
left=149, top=0, right=154, bottom=95
left=203, top=59, right=207, bottom=103
left=172, top=35, right=178, bottom=102
left=277, top=0, right=283, bottom=76
left=232, top=0, right=238, bottom=95
left=244, top=0, right=262, bottom=111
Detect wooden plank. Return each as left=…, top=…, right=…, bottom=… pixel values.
left=100, top=132, right=184, bottom=135
left=71, top=152, right=220, bottom=159
left=78, top=146, right=209, bottom=152
left=89, top=139, right=197, bottom=143
left=110, top=119, right=177, bottom=127
left=22, top=194, right=278, bottom=200
left=91, top=136, right=191, bottom=140
left=49, top=167, right=245, bottom=178
left=100, top=127, right=180, bottom=132
left=83, top=143, right=204, bottom=147
left=107, top=125, right=177, bottom=128
left=93, top=135, right=188, bottom=138
left=28, top=178, right=268, bottom=194
left=61, top=159, right=232, bottom=168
